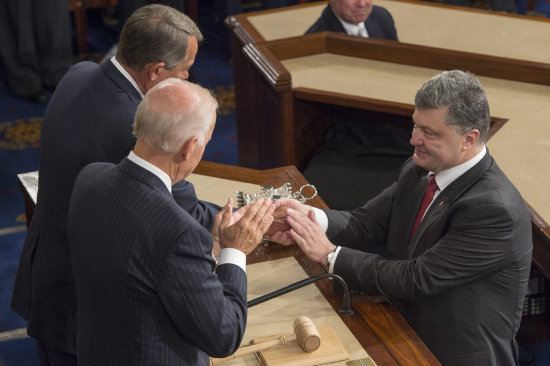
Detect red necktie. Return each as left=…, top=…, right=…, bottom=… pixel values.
left=411, top=175, right=439, bottom=238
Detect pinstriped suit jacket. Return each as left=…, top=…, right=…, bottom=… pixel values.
left=326, top=151, right=532, bottom=366
left=11, top=60, right=220, bottom=355
left=68, top=158, right=247, bottom=366
left=305, top=5, right=398, bottom=41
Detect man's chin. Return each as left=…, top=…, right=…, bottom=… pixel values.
left=412, top=153, right=429, bottom=169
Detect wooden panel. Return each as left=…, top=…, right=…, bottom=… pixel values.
left=263, top=32, right=550, bottom=87
left=356, top=303, right=441, bottom=366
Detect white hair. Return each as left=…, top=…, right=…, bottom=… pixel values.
left=133, top=78, right=218, bottom=152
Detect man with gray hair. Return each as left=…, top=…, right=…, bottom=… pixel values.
left=68, top=78, right=275, bottom=365
left=11, top=4, right=218, bottom=365
left=268, top=70, right=532, bottom=365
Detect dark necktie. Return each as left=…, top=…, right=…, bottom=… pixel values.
left=411, top=175, right=439, bottom=239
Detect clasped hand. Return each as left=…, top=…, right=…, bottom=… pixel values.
left=217, top=198, right=275, bottom=255
left=264, top=198, right=336, bottom=266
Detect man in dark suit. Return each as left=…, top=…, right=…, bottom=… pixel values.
left=268, top=70, right=532, bottom=365
left=68, top=78, right=275, bottom=365
left=10, top=5, right=219, bottom=365
left=306, top=0, right=398, bottom=41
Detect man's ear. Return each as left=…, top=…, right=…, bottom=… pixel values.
left=146, top=62, right=166, bottom=83
left=463, top=129, right=480, bottom=151
left=180, top=136, right=199, bottom=162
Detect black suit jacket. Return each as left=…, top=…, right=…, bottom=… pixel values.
left=326, top=152, right=532, bottom=365
left=11, top=60, right=220, bottom=354
left=305, top=4, right=398, bottom=41
left=68, top=159, right=247, bottom=366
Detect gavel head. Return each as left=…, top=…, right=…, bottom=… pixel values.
left=293, top=316, right=321, bottom=352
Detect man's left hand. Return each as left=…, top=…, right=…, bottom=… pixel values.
left=286, top=208, right=336, bottom=265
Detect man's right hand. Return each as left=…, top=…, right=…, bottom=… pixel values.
left=264, top=198, right=310, bottom=245
left=218, top=198, right=275, bottom=255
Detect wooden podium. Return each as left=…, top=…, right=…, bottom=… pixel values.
left=225, top=2, right=550, bottom=342
left=17, top=161, right=440, bottom=365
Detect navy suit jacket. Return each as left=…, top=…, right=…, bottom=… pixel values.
left=326, top=151, right=532, bottom=365
left=68, top=159, right=247, bottom=366
left=11, top=60, right=220, bottom=354
left=305, top=5, right=398, bottom=41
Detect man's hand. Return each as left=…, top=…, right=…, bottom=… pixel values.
left=210, top=198, right=247, bottom=259
left=219, top=198, right=275, bottom=255
left=286, top=208, right=336, bottom=265
left=264, top=198, right=311, bottom=245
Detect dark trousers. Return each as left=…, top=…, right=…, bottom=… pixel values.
left=0, top=0, right=72, bottom=98
left=36, top=340, right=77, bottom=366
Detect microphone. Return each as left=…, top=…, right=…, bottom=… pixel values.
left=247, top=273, right=354, bottom=315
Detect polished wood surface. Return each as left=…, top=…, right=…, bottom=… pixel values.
left=230, top=32, right=510, bottom=170
left=17, top=162, right=440, bottom=365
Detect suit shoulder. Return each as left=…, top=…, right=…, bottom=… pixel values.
left=371, top=5, right=393, bottom=18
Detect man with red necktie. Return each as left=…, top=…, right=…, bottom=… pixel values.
left=267, top=70, right=532, bottom=366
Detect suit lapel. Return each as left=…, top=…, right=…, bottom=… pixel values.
left=409, top=152, right=493, bottom=256
left=118, top=158, right=172, bottom=199
left=324, top=5, right=347, bottom=33
left=100, top=59, right=142, bottom=103
left=364, top=18, right=381, bottom=38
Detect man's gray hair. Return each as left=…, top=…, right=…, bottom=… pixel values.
left=116, top=4, right=203, bottom=71
left=415, top=70, right=490, bottom=143
left=133, top=79, right=218, bottom=152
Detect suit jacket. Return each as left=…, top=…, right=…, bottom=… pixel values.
left=305, top=5, right=398, bottom=41
left=67, top=158, right=247, bottom=366
left=326, top=151, right=532, bottom=366
left=11, top=60, right=220, bottom=354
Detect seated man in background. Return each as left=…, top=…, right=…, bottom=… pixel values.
left=68, top=78, right=276, bottom=366
left=306, top=0, right=398, bottom=41
left=11, top=5, right=219, bottom=365
left=269, top=70, right=532, bottom=366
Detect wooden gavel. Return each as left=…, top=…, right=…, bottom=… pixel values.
left=210, top=316, right=321, bottom=365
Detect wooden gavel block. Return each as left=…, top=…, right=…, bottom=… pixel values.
left=210, top=316, right=321, bottom=365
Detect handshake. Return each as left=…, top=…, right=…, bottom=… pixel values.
left=213, top=197, right=337, bottom=266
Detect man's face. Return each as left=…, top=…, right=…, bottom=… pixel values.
left=410, top=107, right=469, bottom=173
left=330, top=0, right=373, bottom=24
left=156, top=35, right=198, bottom=83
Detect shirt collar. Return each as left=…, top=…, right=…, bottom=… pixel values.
left=336, top=16, right=369, bottom=37
left=432, top=146, right=487, bottom=191
left=111, top=56, right=144, bottom=98
left=127, top=151, right=172, bottom=193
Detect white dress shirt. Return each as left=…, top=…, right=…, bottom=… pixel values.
left=111, top=56, right=144, bottom=98
left=337, top=17, right=369, bottom=38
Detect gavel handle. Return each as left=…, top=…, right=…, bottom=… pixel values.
left=210, top=334, right=296, bottom=365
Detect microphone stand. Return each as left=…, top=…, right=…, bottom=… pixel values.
left=247, top=273, right=354, bottom=315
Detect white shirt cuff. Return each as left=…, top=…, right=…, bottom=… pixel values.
left=328, top=246, right=342, bottom=274
left=311, top=207, right=329, bottom=232
left=217, top=248, right=246, bottom=273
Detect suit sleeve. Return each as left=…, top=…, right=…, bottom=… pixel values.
left=325, top=182, right=397, bottom=250
left=157, top=226, right=247, bottom=358
left=172, top=180, right=222, bottom=231
left=333, top=203, right=520, bottom=301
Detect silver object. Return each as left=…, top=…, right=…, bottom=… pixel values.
left=236, top=183, right=317, bottom=208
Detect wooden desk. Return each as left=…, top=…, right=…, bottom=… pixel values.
left=17, top=161, right=440, bottom=365
left=225, top=30, right=550, bottom=331
left=230, top=0, right=550, bottom=64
